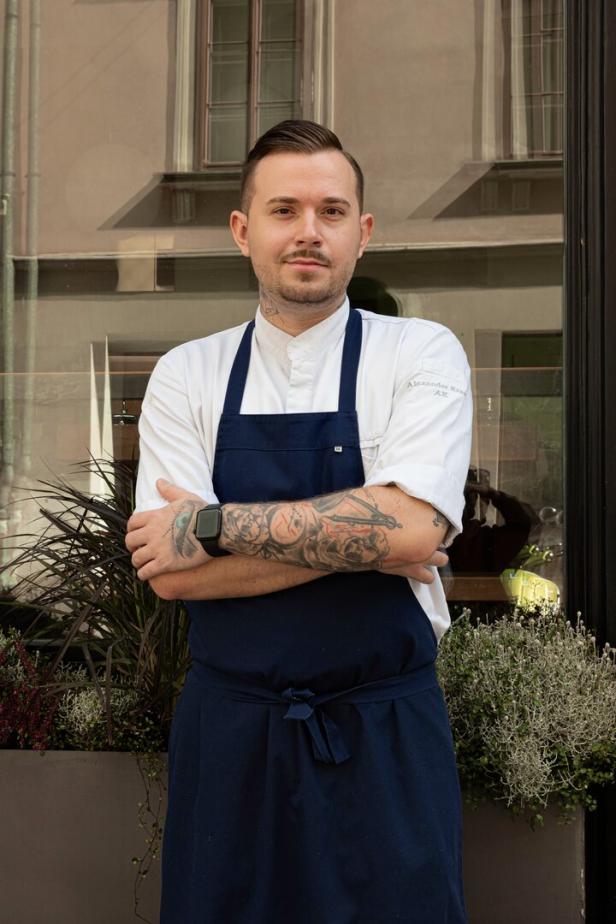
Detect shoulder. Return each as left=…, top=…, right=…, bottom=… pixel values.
left=355, top=308, right=470, bottom=378
left=149, top=321, right=251, bottom=383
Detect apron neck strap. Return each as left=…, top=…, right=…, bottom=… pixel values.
left=222, top=308, right=363, bottom=416
left=337, top=307, right=362, bottom=413
left=222, top=320, right=256, bottom=415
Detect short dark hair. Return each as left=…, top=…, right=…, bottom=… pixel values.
left=240, top=119, right=364, bottom=212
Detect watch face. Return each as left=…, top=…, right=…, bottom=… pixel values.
left=195, top=507, right=222, bottom=541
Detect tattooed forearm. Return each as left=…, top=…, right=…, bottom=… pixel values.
left=220, top=489, right=402, bottom=572
left=164, top=500, right=202, bottom=559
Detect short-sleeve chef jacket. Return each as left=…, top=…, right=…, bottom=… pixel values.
left=135, top=296, right=473, bottom=641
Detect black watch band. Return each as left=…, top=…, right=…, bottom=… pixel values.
left=194, top=504, right=231, bottom=557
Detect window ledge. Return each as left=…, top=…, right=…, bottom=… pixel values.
left=479, top=158, right=564, bottom=180
left=161, top=170, right=241, bottom=192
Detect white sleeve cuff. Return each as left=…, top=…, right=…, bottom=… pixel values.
left=364, top=462, right=464, bottom=546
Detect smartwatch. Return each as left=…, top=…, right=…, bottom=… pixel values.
left=194, top=504, right=231, bottom=557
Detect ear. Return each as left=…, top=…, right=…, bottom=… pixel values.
left=358, top=213, right=374, bottom=257
left=230, top=210, right=250, bottom=256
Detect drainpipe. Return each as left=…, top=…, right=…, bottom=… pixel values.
left=1, top=0, right=19, bottom=574
left=23, top=0, right=41, bottom=476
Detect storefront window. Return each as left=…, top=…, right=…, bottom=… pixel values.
left=0, top=0, right=564, bottom=611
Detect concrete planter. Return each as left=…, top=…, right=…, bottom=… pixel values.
left=0, top=750, right=166, bottom=924
left=0, top=751, right=584, bottom=924
left=462, top=798, right=585, bottom=923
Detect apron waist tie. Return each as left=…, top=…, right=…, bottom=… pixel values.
left=188, top=660, right=439, bottom=766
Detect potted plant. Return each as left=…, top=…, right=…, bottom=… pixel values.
left=438, top=605, right=616, bottom=923
left=0, top=458, right=189, bottom=924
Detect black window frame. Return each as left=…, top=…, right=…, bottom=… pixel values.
left=565, top=1, right=616, bottom=920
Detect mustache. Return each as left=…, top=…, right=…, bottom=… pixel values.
left=282, top=250, right=330, bottom=266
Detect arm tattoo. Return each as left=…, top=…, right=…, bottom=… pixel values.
left=220, top=489, right=402, bottom=572
left=432, top=508, right=447, bottom=529
left=165, top=500, right=201, bottom=559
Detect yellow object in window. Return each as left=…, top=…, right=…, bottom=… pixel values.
left=500, top=568, right=561, bottom=606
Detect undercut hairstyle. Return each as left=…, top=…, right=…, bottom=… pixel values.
left=239, top=119, right=365, bottom=213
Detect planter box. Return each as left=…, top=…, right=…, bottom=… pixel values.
left=0, top=750, right=166, bottom=924
left=0, top=751, right=585, bottom=924
left=463, top=799, right=585, bottom=923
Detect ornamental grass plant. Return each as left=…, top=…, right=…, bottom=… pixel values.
left=0, top=457, right=190, bottom=751
left=437, top=605, right=616, bottom=824
left=0, top=458, right=187, bottom=917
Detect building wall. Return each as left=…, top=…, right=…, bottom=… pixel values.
left=1, top=0, right=561, bottom=259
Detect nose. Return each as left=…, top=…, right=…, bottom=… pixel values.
left=294, top=210, right=322, bottom=247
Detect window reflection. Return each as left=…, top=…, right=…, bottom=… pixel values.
left=0, top=0, right=565, bottom=617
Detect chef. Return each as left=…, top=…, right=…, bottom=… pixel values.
left=126, top=120, right=472, bottom=924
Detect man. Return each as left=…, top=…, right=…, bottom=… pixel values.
left=126, top=120, right=472, bottom=924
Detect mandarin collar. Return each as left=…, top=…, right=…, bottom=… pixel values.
left=254, top=297, right=350, bottom=359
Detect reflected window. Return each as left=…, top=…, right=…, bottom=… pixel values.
left=200, top=0, right=304, bottom=165
left=503, top=0, right=564, bottom=158
left=447, top=326, right=563, bottom=606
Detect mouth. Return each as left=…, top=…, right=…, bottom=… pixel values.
left=285, top=259, right=328, bottom=269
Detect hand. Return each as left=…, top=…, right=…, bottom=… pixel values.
left=125, top=479, right=210, bottom=581
left=382, top=548, right=449, bottom=584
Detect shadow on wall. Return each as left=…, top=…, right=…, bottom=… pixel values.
left=348, top=277, right=398, bottom=316
left=408, top=160, right=563, bottom=220
left=100, top=174, right=241, bottom=230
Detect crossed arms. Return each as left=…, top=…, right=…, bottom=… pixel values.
left=125, top=481, right=450, bottom=601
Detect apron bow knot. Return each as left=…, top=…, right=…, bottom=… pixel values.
left=282, top=686, right=351, bottom=766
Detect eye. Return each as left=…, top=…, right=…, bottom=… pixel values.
left=273, top=207, right=293, bottom=216
left=323, top=207, right=345, bottom=217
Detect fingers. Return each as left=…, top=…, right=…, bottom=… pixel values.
left=427, top=549, right=449, bottom=568
left=126, top=511, right=151, bottom=532
left=125, top=526, right=150, bottom=553
left=130, top=545, right=155, bottom=570
left=137, top=560, right=162, bottom=582
left=409, top=565, right=435, bottom=584
left=383, top=548, right=449, bottom=584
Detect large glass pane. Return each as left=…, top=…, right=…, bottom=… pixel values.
left=0, top=4, right=570, bottom=914
left=0, top=2, right=565, bottom=653
left=0, top=0, right=565, bottom=603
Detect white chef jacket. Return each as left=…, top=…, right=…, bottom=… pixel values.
left=135, top=296, right=473, bottom=641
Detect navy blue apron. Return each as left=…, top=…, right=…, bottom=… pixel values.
left=160, top=308, right=467, bottom=924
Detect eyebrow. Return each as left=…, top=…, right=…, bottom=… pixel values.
left=265, top=196, right=352, bottom=208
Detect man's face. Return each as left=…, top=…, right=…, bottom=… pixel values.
left=230, top=150, right=373, bottom=314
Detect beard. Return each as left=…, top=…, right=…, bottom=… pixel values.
left=259, top=260, right=353, bottom=309
left=274, top=278, right=346, bottom=305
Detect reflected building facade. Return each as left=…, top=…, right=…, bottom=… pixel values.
left=0, top=0, right=564, bottom=607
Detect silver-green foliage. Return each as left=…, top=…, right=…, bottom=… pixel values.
left=437, top=605, right=616, bottom=821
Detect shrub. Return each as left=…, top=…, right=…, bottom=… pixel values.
left=0, top=458, right=191, bottom=748
left=0, top=627, right=164, bottom=752
left=437, top=605, right=616, bottom=822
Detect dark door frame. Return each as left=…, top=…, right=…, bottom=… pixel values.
left=565, top=1, right=616, bottom=920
